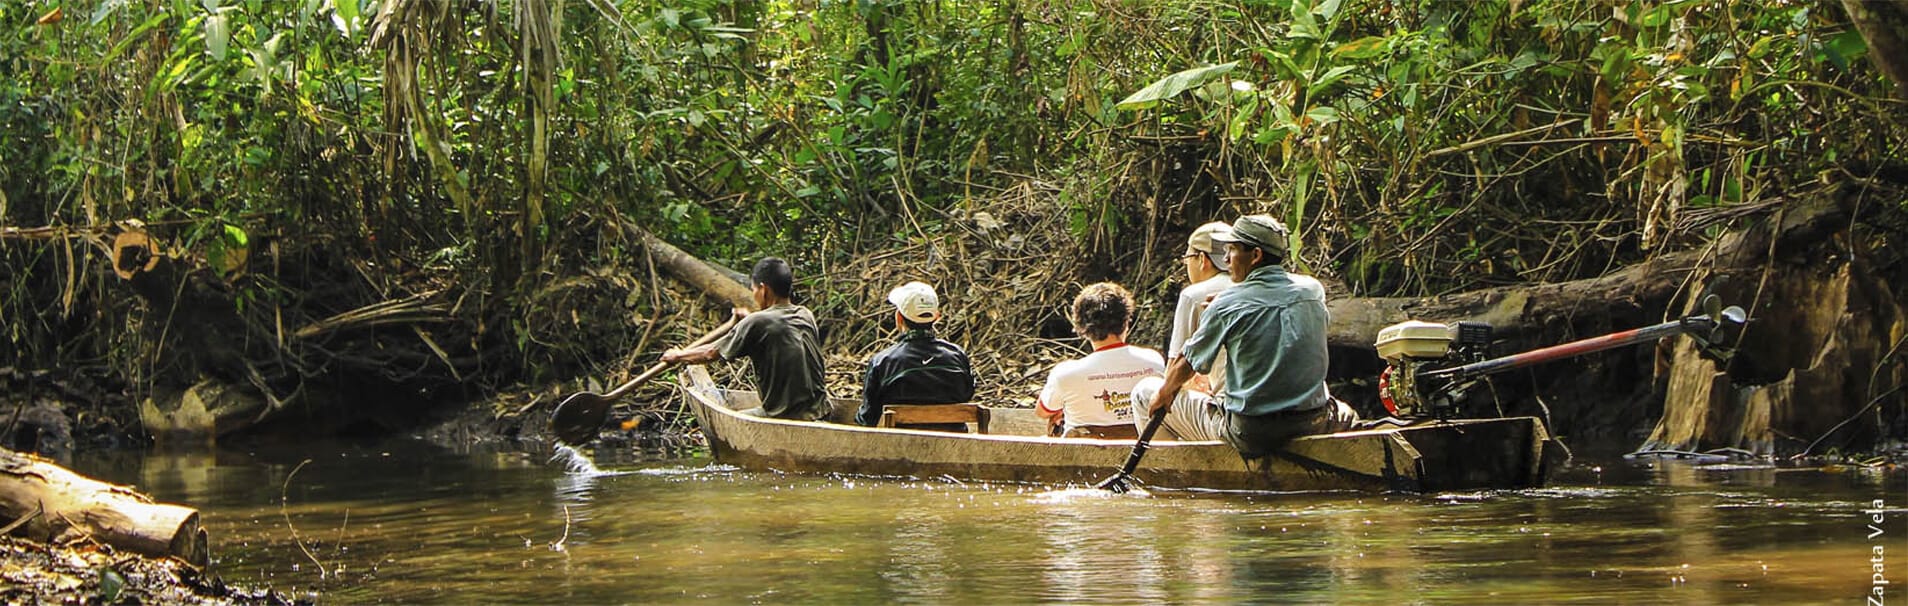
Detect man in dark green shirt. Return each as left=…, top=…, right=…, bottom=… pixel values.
left=663, top=258, right=831, bottom=421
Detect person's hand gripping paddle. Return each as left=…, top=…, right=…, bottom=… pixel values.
left=549, top=318, right=738, bottom=446
left=1095, top=411, right=1168, bottom=494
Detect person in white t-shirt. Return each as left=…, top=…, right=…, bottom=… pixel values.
left=1037, top=282, right=1166, bottom=438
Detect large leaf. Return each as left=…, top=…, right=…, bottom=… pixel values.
left=1304, top=105, right=1340, bottom=126
left=1116, top=62, right=1239, bottom=111
left=204, top=12, right=229, bottom=60
left=1332, top=36, right=1388, bottom=60
left=1307, top=65, right=1359, bottom=97
left=1821, top=29, right=1867, bottom=71
left=332, top=0, right=360, bottom=38
left=1313, top=0, right=1345, bottom=20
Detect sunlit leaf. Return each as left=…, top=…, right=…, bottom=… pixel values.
left=223, top=223, right=249, bottom=247
left=333, top=0, right=360, bottom=38
left=92, top=0, right=128, bottom=25
left=1115, top=62, right=1238, bottom=110
left=1332, top=36, right=1388, bottom=60
left=1308, top=65, right=1358, bottom=97
left=1288, top=161, right=1315, bottom=261
left=1746, top=35, right=1776, bottom=59
left=1228, top=95, right=1259, bottom=140
left=1289, top=0, right=1318, bottom=33
left=1288, top=20, right=1322, bottom=40
left=1305, top=105, right=1340, bottom=125
left=204, top=13, right=229, bottom=60
left=1638, top=3, right=1675, bottom=27
left=208, top=223, right=249, bottom=278
left=1314, top=0, right=1345, bottom=20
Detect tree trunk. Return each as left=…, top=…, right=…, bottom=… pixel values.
left=0, top=448, right=207, bottom=567
left=1642, top=246, right=1905, bottom=456
left=618, top=220, right=754, bottom=309
left=1324, top=197, right=1850, bottom=354
left=1843, top=0, right=1908, bottom=100
left=1322, top=193, right=1900, bottom=455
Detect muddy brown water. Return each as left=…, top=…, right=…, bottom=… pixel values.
left=66, top=440, right=1906, bottom=604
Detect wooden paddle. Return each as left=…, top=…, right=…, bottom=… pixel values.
left=549, top=318, right=739, bottom=446
left=1095, top=411, right=1169, bottom=493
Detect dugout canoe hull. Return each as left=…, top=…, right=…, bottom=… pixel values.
left=681, top=367, right=1563, bottom=492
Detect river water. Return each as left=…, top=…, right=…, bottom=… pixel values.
left=70, top=439, right=1905, bottom=604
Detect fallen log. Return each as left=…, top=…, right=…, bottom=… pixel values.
left=0, top=448, right=208, bottom=567
left=1320, top=189, right=1904, bottom=455
left=617, top=219, right=753, bottom=309
left=1324, top=196, right=1849, bottom=354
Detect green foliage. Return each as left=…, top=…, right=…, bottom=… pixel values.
left=1117, top=62, right=1239, bottom=110
left=2, top=0, right=1902, bottom=376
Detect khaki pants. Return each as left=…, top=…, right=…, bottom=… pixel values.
left=1129, top=376, right=1228, bottom=441
left=1130, top=377, right=1359, bottom=459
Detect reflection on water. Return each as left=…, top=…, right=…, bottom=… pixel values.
left=68, top=440, right=1906, bottom=604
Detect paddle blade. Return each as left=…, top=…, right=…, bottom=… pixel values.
left=550, top=392, right=612, bottom=446
left=1094, top=472, right=1135, bottom=494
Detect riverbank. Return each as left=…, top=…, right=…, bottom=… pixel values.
left=1, top=535, right=300, bottom=605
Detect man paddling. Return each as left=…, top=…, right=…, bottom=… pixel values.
left=1132, top=214, right=1358, bottom=458
left=663, top=257, right=832, bottom=421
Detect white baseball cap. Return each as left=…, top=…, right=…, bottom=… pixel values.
left=887, top=281, right=942, bottom=323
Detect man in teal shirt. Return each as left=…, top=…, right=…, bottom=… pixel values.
left=1134, top=214, right=1358, bottom=458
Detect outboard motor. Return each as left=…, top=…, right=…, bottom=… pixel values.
left=1375, top=320, right=1493, bottom=419
left=1375, top=295, right=1747, bottom=421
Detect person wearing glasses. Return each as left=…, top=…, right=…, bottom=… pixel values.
left=1133, top=215, right=1357, bottom=457
left=1167, top=222, right=1236, bottom=402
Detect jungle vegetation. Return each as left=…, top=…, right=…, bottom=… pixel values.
left=2, top=0, right=1904, bottom=445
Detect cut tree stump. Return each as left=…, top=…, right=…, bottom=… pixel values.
left=0, top=448, right=208, bottom=567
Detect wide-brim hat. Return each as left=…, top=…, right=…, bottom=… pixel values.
left=1210, top=214, right=1290, bottom=256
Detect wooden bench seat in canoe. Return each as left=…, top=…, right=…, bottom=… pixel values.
left=878, top=404, right=989, bottom=433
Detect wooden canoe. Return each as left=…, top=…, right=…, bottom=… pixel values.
left=680, top=367, right=1565, bottom=492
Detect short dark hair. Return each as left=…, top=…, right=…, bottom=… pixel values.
left=1071, top=282, right=1134, bottom=341
left=1262, top=248, right=1286, bottom=266
left=902, top=316, right=934, bottom=331
left=751, top=257, right=795, bottom=298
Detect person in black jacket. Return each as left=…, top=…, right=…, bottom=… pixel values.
left=856, top=281, right=977, bottom=430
